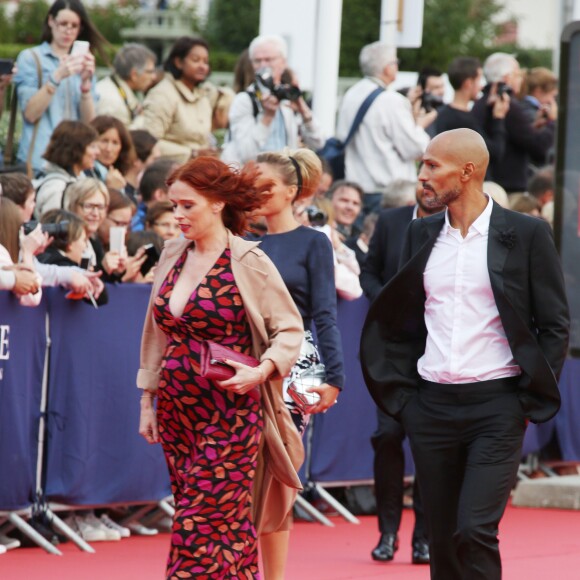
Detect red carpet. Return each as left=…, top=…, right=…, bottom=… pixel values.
left=1, top=505, right=579, bottom=579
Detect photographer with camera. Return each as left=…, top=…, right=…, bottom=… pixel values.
left=221, top=34, right=324, bottom=164
left=519, top=67, right=558, bottom=168
left=413, top=66, right=446, bottom=137
left=472, top=53, right=555, bottom=193
left=434, top=57, right=509, bottom=168
left=519, top=68, right=558, bottom=128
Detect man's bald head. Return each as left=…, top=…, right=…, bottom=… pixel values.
left=418, top=128, right=490, bottom=209
left=428, top=129, right=490, bottom=179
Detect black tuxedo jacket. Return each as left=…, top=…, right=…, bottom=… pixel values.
left=360, top=202, right=570, bottom=424
left=360, top=205, right=415, bottom=301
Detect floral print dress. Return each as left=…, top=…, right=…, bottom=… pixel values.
left=153, top=247, right=263, bottom=579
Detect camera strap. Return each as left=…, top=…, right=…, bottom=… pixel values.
left=343, top=86, right=385, bottom=147
left=246, top=89, right=260, bottom=119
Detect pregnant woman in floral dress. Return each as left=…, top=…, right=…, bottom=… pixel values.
left=137, top=156, right=304, bottom=579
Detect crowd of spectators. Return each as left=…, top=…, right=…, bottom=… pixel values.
left=0, top=0, right=561, bottom=554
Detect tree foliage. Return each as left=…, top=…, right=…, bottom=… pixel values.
left=339, top=0, right=382, bottom=77
left=398, top=0, right=504, bottom=72
left=204, top=0, right=260, bottom=53
left=0, top=5, right=12, bottom=45
left=12, top=0, right=49, bottom=45
left=337, top=0, right=551, bottom=76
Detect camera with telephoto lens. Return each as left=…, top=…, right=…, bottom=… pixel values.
left=255, top=67, right=302, bottom=102
left=421, top=91, right=445, bottom=113
left=22, top=220, right=69, bottom=237
left=304, top=205, right=327, bottom=227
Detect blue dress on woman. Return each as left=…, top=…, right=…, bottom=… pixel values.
left=254, top=225, right=345, bottom=431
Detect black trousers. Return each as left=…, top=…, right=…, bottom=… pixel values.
left=400, top=378, right=526, bottom=580
left=371, top=408, right=426, bottom=543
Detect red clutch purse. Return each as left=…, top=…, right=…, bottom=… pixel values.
left=199, top=340, right=261, bottom=401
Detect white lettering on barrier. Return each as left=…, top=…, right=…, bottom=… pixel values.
left=0, top=325, right=9, bottom=360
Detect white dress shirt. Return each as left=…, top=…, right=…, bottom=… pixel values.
left=418, top=196, right=521, bottom=383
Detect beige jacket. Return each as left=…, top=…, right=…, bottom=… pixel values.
left=96, top=75, right=142, bottom=127
left=141, top=75, right=216, bottom=163
left=137, top=231, right=305, bottom=534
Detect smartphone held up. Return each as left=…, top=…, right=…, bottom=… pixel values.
left=71, top=40, right=90, bottom=56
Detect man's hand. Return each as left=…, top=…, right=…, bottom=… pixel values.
left=406, top=85, right=422, bottom=107
left=492, top=92, right=510, bottom=119
left=416, top=109, right=438, bottom=129
left=294, top=95, right=312, bottom=121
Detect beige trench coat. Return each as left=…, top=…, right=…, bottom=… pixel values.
left=137, top=231, right=305, bottom=534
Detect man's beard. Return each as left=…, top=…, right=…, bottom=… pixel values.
left=422, top=186, right=460, bottom=210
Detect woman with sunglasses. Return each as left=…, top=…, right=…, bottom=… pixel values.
left=14, top=0, right=107, bottom=175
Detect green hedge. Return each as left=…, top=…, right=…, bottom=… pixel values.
left=0, top=45, right=31, bottom=61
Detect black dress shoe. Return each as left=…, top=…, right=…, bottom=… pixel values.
left=371, top=533, right=399, bottom=562
left=412, top=539, right=430, bottom=564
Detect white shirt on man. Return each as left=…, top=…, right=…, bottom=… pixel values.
left=337, top=77, right=429, bottom=194
left=417, top=195, right=521, bottom=383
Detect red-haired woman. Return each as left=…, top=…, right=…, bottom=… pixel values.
left=137, top=156, right=304, bottom=579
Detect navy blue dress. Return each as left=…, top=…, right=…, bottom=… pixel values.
left=255, top=226, right=345, bottom=391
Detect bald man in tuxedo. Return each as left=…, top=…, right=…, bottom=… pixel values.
left=361, top=128, right=569, bottom=580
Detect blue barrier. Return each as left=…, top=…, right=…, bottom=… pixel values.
left=43, top=286, right=170, bottom=505
left=0, top=293, right=46, bottom=510
left=554, top=359, right=580, bottom=461
left=306, top=298, right=377, bottom=483
left=0, top=286, right=577, bottom=511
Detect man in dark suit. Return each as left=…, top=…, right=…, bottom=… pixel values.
left=360, top=128, right=569, bottom=580
left=360, top=184, right=444, bottom=565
